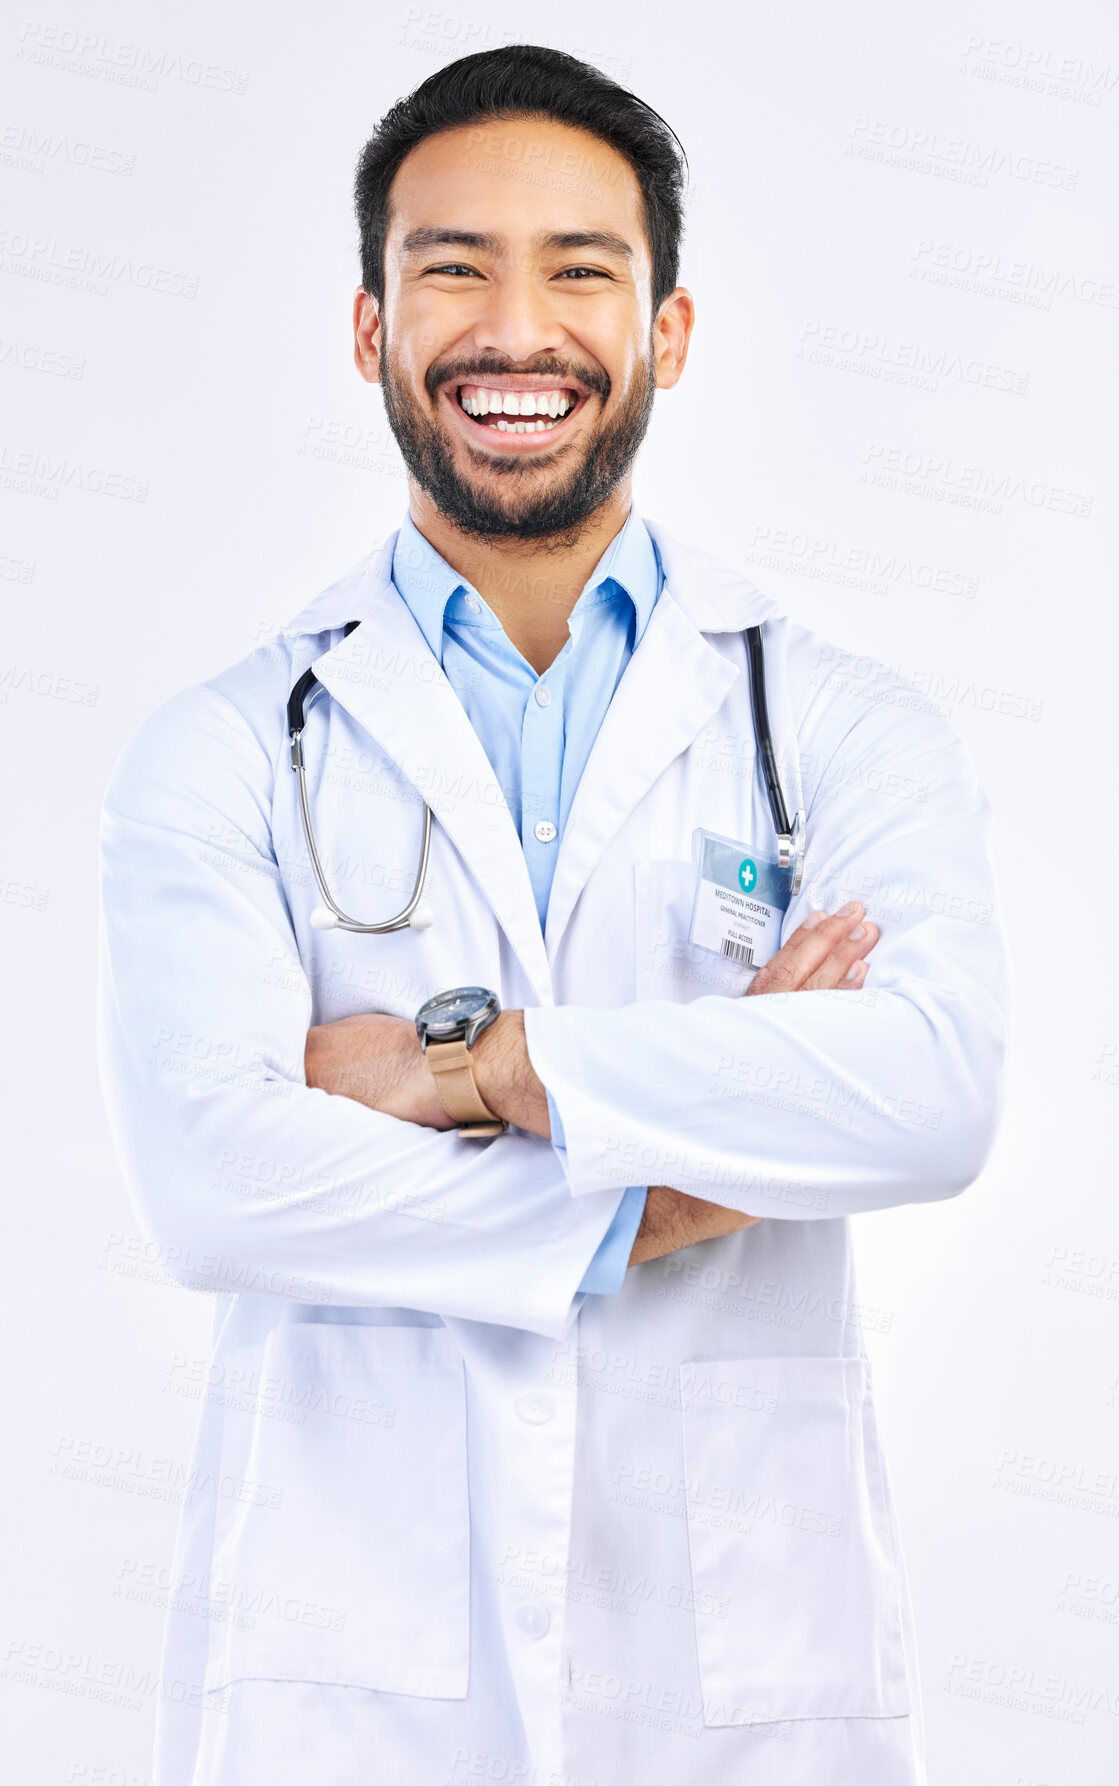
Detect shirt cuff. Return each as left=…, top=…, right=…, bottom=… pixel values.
left=576, top=1184, right=647, bottom=1294
left=546, top=1084, right=567, bottom=1154
left=547, top=1088, right=646, bottom=1295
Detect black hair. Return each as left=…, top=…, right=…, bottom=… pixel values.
left=354, top=44, right=687, bottom=311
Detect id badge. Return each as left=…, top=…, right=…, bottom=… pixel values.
left=689, top=827, right=792, bottom=969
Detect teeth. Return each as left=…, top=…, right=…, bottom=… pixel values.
left=458, top=386, right=577, bottom=421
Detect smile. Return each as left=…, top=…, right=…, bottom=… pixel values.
left=443, top=378, right=590, bottom=450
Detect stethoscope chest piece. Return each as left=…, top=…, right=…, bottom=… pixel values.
left=777, top=809, right=807, bottom=898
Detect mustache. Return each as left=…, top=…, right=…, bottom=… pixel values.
left=424, top=355, right=611, bottom=404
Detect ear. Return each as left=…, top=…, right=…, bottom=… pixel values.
left=652, top=287, right=695, bottom=392
left=353, top=287, right=383, bottom=385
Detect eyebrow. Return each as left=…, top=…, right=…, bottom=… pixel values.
left=400, top=227, right=634, bottom=260
left=543, top=230, right=633, bottom=259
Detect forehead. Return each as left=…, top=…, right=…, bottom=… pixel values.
left=386, top=118, right=648, bottom=258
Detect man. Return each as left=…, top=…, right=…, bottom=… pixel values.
left=98, top=43, right=1007, bottom=1786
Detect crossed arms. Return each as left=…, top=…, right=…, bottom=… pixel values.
left=99, top=677, right=1005, bottom=1340
left=305, top=901, right=882, bottom=1269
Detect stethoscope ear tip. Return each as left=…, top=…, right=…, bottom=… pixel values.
left=307, top=902, right=434, bottom=933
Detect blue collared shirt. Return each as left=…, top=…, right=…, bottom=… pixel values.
left=391, top=509, right=654, bottom=1294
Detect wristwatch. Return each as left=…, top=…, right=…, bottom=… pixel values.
left=415, top=986, right=508, bottom=1138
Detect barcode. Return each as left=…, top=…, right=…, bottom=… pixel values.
left=721, top=936, right=755, bottom=965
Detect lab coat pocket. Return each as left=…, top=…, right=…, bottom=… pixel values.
left=680, top=1355, right=911, bottom=1725
left=634, top=860, right=756, bottom=1003
left=204, top=1321, right=469, bottom=1698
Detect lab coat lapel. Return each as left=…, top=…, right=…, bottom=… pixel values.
left=308, top=554, right=554, bottom=1008
left=544, top=585, right=740, bottom=957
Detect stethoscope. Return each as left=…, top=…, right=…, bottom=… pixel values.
left=288, top=621, right=805, bottom=933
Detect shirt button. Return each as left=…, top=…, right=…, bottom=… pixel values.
left=515, top=1602, right=551, bottom=1639
left=463, top=594, right=481, bottom=613
left=534, top=683, right=551, bottom=706
left=533, top=820, right=557, bottom=844
left=514, top=1392, right=555, bottom=1424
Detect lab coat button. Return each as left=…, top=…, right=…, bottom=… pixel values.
left=533, top=820, right=557, bottom=843
left=515, top=1601, right=551, bottom=1638
left=534, top=683, right=551, bottom=706
left=514, top=1392, right=555, bottom=1424
left=463, top=594, right=481, bottom=613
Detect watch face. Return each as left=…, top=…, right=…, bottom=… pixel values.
left=418, top=986, right=497, bottom=1039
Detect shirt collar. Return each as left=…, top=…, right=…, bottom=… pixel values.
left=390, top=508, right=662, bottom=664
left=581, top=506, right=661, bottom=648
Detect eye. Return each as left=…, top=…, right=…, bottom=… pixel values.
left=424, top=263, right=484, bottom=278
left=556, top=266, right=611, bottom=280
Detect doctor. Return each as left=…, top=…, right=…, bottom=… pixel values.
left=99, top=42, right=1007, bottom=1786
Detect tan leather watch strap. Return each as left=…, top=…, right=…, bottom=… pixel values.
left=424, top=1038, right=508, bottom=1137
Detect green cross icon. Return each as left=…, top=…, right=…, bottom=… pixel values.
left=738, top=857, right=757, bottom=893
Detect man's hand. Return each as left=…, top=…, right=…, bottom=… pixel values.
left=629, top=901, right=879, bottom=1265
left=304, top=1013, right=458, bottom=1130
left=745, top=899, right=878, bottom=998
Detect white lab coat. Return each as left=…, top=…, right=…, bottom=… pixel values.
left=98, top=519, right=1007, bottom=1786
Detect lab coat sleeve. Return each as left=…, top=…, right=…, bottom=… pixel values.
left=97, top=682, right=628, bottom=1339
left=523, top=678, right=1010, bottom=1220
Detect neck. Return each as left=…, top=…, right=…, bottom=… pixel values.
left=407, top=481, right=633, bottom=676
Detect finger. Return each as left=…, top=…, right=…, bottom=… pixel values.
left=799, top=920, right=878, bottom=991
left=747, top=903, right=866, bottom=996
left=748, top=908, right=880, bottom=997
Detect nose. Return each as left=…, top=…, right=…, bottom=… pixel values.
left=470, top=264, right=566, bottom=365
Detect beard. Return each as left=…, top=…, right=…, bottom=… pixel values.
left=378, top=341, right=656, bottom=545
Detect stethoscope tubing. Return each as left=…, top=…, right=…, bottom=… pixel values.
left=289, top=618, right=804, bottom=931
left=292, top=712, right=434, bottom=933
left=745, top=624, right=791, bottom=842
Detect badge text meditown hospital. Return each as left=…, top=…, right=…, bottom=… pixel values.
left=689, top=827, right=793, bottom=969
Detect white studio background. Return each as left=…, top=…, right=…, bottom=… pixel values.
left=2, top=2, right=1116, bottom=1782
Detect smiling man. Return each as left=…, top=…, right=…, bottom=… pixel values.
left=99, top=44, right=1007, bottom=1786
